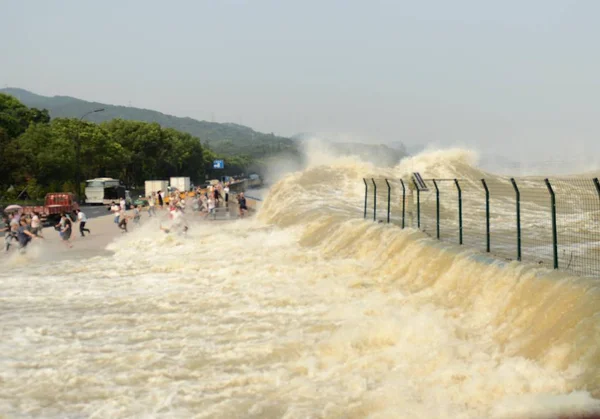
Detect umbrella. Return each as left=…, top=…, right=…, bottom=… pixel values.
left=3, top=204, right=23, bottom=212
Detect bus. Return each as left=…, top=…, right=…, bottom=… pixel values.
left=84, top=178, right=131, bottom=206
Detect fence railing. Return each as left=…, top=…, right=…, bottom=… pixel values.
left=363, top=176, right=600, bottom=278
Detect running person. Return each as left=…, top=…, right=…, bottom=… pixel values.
left=157, top=190, right=164, bottom=209
left=17, top=219, right=38, bottom=250
left=206, top=196, right=216, bottom=219
left=110, top=202, right=120, bottom=225
left=238, top=192, right=248, bottom=218
left=118, top=209, right=129, bottom=232
left=133, top=206, right=141, bottom=225
left=213, top=187, right=221, bottom=207
left=31, top=212, right=43, bottom=237
left=75, top=209, right=91, bottom=237
left=148, top=194, right=156, bottom=217
left=58, top=214, right=73, bottom=248
left=224, top=185, right=230, bottom=207
left=1, top=215, right=13, bottom=252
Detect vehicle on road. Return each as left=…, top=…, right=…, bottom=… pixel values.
left=85, top=178, right=132, bottom=207
left=170, top=177, right=191, bottom=193
left=145, top=180, right=169, bottom=199
left=18, top=193, right=80, bottom=225
left=133, top=196, right=149, bottom=207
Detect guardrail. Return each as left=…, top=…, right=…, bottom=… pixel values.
left=363, top=176, right=600, bottom=278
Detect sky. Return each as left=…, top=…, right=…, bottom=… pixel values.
left=1, top=0, right=599, bottom=170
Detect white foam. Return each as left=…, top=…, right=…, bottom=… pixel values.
left=1, top=148, right=599, bottom=418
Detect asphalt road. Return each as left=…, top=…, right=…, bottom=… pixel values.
left=79, top=205, right=114, bottom=220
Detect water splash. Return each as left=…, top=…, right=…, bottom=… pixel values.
left=1, top=148, right=599, bottom=418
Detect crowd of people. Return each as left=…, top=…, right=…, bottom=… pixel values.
left=108, top=197, right=140, bottom=233
left=1, top=212, right=42, bottom=252
left=0, top=209, right=89, bottom=252
left=1, top=183, right=252, bottom=254
left=146, top=182, right=249, bottom=220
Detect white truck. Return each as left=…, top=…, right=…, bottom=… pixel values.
left=85, top=177, right=123, bottom=205
left=169, top=177, right=191, bottom=193
left=145, top=180, right=169, bottom=198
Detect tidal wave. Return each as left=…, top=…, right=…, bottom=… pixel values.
left=1, top=148, right=599, bottom=418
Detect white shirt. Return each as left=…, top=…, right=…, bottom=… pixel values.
left=120, top=199, right=126, bottom=210
left=77, top=212, right=87, bottom=222
left=31, top=215, right=40, bottom=228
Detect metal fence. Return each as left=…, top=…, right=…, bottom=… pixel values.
left=363, top=177, right=600, bottom=278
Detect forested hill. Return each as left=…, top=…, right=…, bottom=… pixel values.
left=0, top=88, right=295, bottom=158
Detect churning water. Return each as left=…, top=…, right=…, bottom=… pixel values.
left=1, top=149, right=600, bottom=418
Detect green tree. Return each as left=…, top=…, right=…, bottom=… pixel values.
left=1, top=97, right=241, bottom=199
left=0, top=94, right=51, bottom=189
left=13, top=122, right=75, bottom=186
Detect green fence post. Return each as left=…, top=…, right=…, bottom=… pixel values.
left=372, top=178, right=377, bottom=222
left=454, top=179, right=462, bottom=245
left=545, top=178, right=558, bottom=269
left=400, top=179, right=406, bottom=229
left=363, top=178, right=368, bottom=219
left=413, top=179, right=420, bottom=229
left=385, top=179, right=391, bottom=223
left=432, top=179, right=440, bottom=239
left=481, top=179, right=490, bottom=252
left=511, top=178, right=521, bottom=261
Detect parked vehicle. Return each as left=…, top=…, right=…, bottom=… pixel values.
left=18, top=193, right=80, bottom=225
left=85, top=178, right=129, bottom=206
left=133, top=196, right=149, bottom=207
left=248, top=174, right=262, bottom=188
left=169, top=177, right=191, bottom=193
left=144, top=180, right=169, bottom=199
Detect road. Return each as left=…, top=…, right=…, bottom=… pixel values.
left=79, top=205, right=113, bottom=220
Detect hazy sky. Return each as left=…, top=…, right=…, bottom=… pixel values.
left=1, top=0, right=599, bottom=166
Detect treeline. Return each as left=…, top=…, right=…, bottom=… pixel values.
left=1, top=88, right=298, bottom=160
left=0, top=94, right=249, bottom=200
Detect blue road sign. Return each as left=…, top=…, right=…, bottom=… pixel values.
left=213, top=159, right=224, bottom=169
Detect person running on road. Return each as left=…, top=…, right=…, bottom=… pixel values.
left=133, top=205, right=141, bottom=225
left=148, top=193, right=156, bottom=217
left=1, top=215, right=13, bottom=252
left=238, top=192, right=248, bottom=218
left=31, top=212, right=43, bottom=238
left=206, top=196, right=216, bottom=219
left=59, top=214, right=73, bottom=248
left=213, top=187, right=222, bottom=207
left=8, top=218, right=19, bottom=251
left=224, top=184, right=230, bottom=207
left=157, top=190, right=164, bottom=209
left=75, top=209, right=91, bottom=237
left=118, top=208, right=129, bottom=232
left=17, top=218, right=39, bottom=250
left=55, top=212, right=66, bottom=230
left=110, top=202, right=120, bottom=225
left=200, top=194, right=208, bottom=213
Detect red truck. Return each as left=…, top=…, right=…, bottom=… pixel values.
left=21, top=193, right=80, bottom=225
